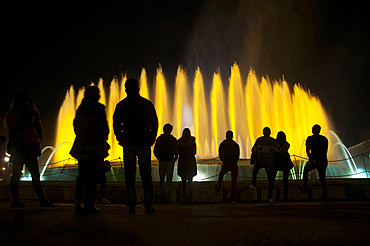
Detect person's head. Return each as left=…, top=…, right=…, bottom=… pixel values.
left=312, top=124, right=321, bottom=135
left=263, top=127, right=271, bottom=136
left=276, top=131, right=286, bottom=145
left=163, top=123, right=173, bottom=134
left=125, top=78, right=140, bottom=96
left=182, top=128, right=191, bottom=138
left=226, top=130, right=233, bottom=140
left=84, top=86, right=100, bottom=101
left=11, top=91, right=34, bottom=110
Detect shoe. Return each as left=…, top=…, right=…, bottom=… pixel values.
left=10, top=201, right=27, bottom=210
left=249, top=185, right=256, bottom=191
left=145, top=206, right=155, bottom=214
left=126, top=206, right=135, bottom=215
left=298, top=185, right=307, bottom=193
left=39, top=200, right=59, bottom=210
left=215, top=184, right=220, bottom=193
left=229, top=199, right=237, bottom=204
left=84, top=205, right=101, bottom=214
left=268, top=199, right=273, bottom=203
left=101, top=198, right=111, bottom=204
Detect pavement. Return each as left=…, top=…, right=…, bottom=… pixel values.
left=1, top=200, right=370, bottom=246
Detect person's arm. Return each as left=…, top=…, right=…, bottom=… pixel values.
left=113, top=104, right=124, bottom=145
left=149, top=104, right=159, bottom=146
left=218, top=142, right=224, bottom=161
left=306, top=140, right=311, bottom=159
left=34, top=111, right=42, bottom=141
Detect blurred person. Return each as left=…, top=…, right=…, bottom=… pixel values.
left=5, top=92, right=58, bottom=210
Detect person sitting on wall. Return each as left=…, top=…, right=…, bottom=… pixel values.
left=250, top=127, right=278, bottom=203
left=299, top=124, right=329, bottom=201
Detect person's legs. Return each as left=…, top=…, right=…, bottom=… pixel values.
left=75, top=161, right=86, bottom=205
left=123, top=146, right=138, bottom=209
left=317, top=162, right=328, bottom=200
left=158, top=161, right=166, bottom=202
left=301, top=161, right=315, bottom=192
left=251, top=164, right=260, bottom=187
left=230, top=164, right=238, bottom=200
left=137, top=146, right=154, bottom=209
left=265, top=167, right=276, bottom=200
left=188, top=177, right=193, bottom=203
left=26, top=156, right=47, bottom=203
left=283, top=169, right=289, bottom=201
left=165, top=161, right=174, bottom=202
left=10, top=161, right=23, bottom=204
left=83, top=159, right=99, bottom=209
left=217, top=165, right=228, bottom=190
left=181, top=178, right=187, bottom=203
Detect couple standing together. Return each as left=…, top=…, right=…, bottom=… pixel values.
left=71, top=78, right=158, bottom=214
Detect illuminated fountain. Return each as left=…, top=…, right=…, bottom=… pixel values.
left=34, top=63, right=365, bottom=181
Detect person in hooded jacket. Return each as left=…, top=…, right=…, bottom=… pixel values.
left=177, top=128, right=197, bottom=204
left=275, top=131, right=293, bottom=201
left=5, top=92, right=57, bottom=210
left=215, top=130, right=240, bottom=202
left=70, top=86, right=110, bottom=214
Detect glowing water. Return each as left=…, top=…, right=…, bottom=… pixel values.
left=54, top=64, right=331, bottom=164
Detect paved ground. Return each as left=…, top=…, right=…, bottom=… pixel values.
left=1, top=200, right=370, bottom=246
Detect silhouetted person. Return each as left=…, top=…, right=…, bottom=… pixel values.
left=299, top=124, right=329, bottom=201
left=275, top=131, right=294, bottom=201
left=113, top=78, right=158, bottom=214
left=215, top=130, right=240, bottom=202
left=70, top=86, right=110, bottom=214
left=177, top=128, right=197, bottom=204
left=250, top=127, right=278, bottom=202
left=5, top=92, right=57, bottom=209
left=154, top=123, right=178, bottom=203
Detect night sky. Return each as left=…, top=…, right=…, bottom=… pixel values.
left=2, top=0, right=369, bottom=147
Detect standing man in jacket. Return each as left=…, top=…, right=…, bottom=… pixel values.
left=215, top=130, right=240, bottom=203
left=113, top=78, right=158, bottom=214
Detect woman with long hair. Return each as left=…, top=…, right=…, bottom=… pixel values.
left=275, top=131, right=294, bottom=201
left=177, top=128, right=197, bottom=204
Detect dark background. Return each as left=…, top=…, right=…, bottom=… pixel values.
left=2, top=0, right=369, bottom=147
